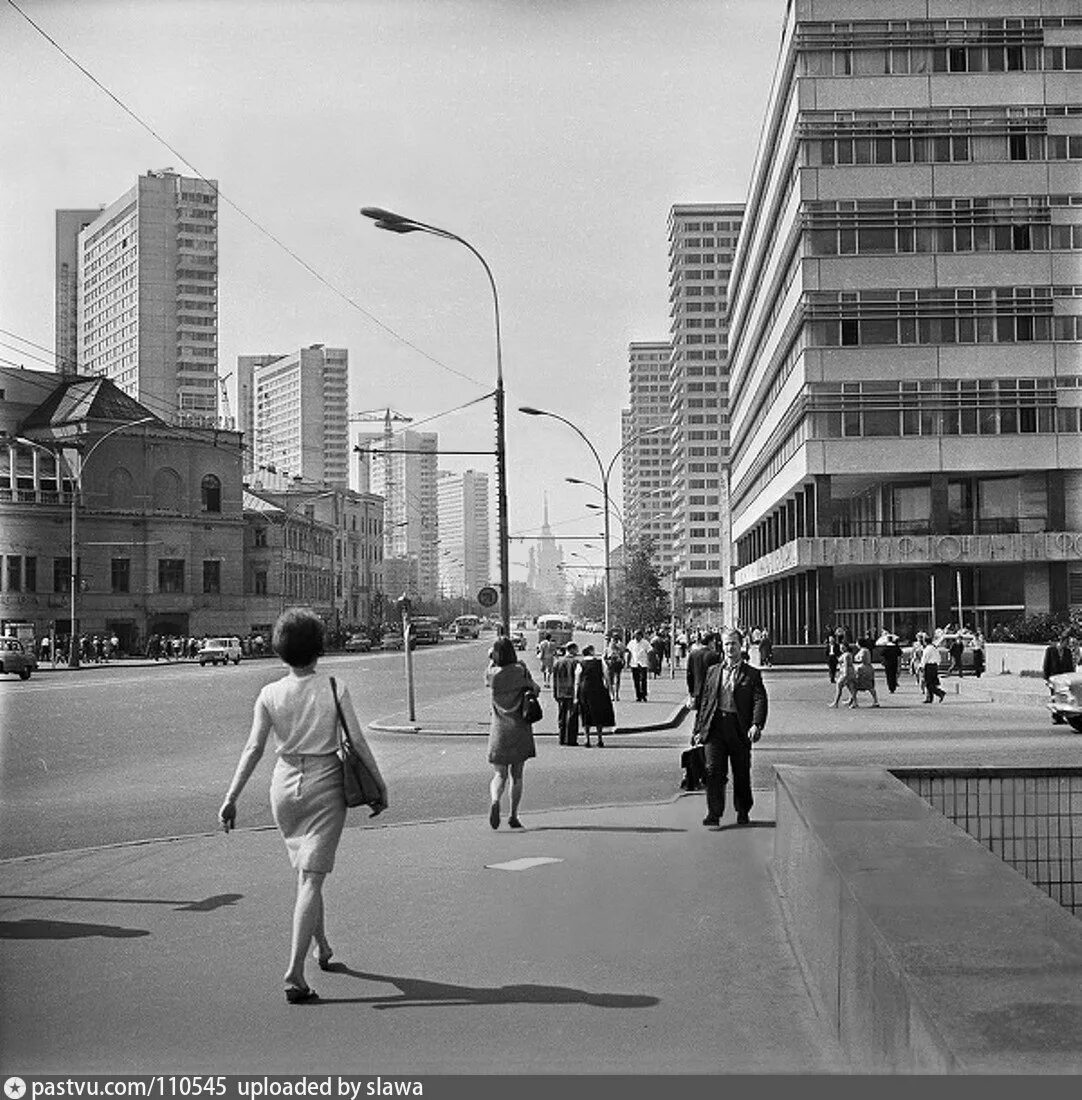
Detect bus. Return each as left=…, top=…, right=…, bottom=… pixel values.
left=409, top=615, right=442, bottom=645
left=452, top=614, right=481, bottom=639
left=536, top=614, right=574, bottom=647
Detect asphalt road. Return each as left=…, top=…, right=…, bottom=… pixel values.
left=2, top=641, right=1079, bottom=859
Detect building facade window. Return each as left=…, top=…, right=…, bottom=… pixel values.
left=203, top=559, right=221, bottom=594
left=158, top=559, right=185, bottom=593
left=201, top=474, right=222, bottom=513
left=53, top=557, right=72, bottom=593
left=24, top=556, right=36, bottom=593
left=254, top=570, right=268, bottom=596
left=111, top=558, right=131, bottom=594
left=5, top=555, right=21, bottom=591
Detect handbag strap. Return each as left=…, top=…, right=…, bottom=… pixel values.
left=330, top=676, right=348, bottom=749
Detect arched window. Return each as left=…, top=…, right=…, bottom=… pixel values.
left=152, top=467, right=183, bottom=512
left=107, top=467, right=134, bottom=509
left=201, top=473, right=222, bottom=513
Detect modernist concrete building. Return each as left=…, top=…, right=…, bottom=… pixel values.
left=726, top=1, right=1082, bottom=645
left=238, top=345, right=349, bottom=488
left=623, top=342, right=674, bottom=573
left=55, top=208, right=99, bottom=375
left=356, top=427, right=440, bottom=600
left=0, top=367, right=244, bottom=650
left=437, top=469, right=491, bottom=600
left=668, top=203, right=744, bottom=626
left=59, top=169, right=220, bottom=427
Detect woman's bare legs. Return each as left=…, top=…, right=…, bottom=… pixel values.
left=285, top=869, right=327, bottom=990
left=508, top=761, right=525, bottom=823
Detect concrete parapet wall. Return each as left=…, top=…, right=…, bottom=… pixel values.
left=773, top=765, right=1082, bottom=1073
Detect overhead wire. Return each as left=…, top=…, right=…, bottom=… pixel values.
left=4, top=0, right=490, bottom=393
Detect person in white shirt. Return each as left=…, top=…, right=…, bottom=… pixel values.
left=920, top=638, right=947, bottom=703
left=219, top=606, right=387, bottom=1004
left=627, top=630, right=653, bottom=702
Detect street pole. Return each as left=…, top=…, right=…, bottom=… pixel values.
left=521, top=409, right=666, bottom=640
left=360, top=207, right=511, bottom=639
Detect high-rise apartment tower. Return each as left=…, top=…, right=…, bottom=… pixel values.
left=668, top=203, right=744, bottom=625
left=61, top=169, right=219, bottom=426
left=238, top=345, right=349, bottom=488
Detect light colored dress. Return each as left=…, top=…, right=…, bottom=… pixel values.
left=258, top=669, right=348, bottom=874
left=486, top=662, right=539, bottom=765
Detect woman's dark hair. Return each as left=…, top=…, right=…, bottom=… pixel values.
left=273, top=606, right=325, bottom=667
left=581, top=644, right=595, bottom=656
left=491, top=637, right=517, bottom=667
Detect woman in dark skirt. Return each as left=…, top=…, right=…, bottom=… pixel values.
left=575, top=644, right=615, bottom=748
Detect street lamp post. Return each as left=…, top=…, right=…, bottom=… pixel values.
left=20, top=417, right=154, bottom=668
left=360, top=206, right=511, bottom=638
left=519, top=407, right=664, bottom=638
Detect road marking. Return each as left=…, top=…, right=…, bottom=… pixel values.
left=485, top=857, right=564, bottom=872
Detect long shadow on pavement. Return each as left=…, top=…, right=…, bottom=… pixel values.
left=0, top=918, right=150, bottom=939
left=0, top=892, right=242, bottom=912
left=312, top=966, right=659, bottom=1009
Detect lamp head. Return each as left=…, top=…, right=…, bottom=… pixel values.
left=566, top=477, right=586, bottom=486
left=518, top=406, right=547, bottom=417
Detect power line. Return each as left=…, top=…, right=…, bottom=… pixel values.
left=5, top=0, right=490, bottom=393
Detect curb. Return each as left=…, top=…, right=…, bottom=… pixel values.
left=369, top=702, right=690, bottom=738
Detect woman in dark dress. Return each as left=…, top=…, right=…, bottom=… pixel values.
left=574, top=644, right=615, bottom=748
left=486, top=637, right=541, bottom=829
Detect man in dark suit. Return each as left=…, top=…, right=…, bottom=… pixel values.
left=1043, top=632, right=1076, bottom=725
left=693, top=627, right=768, bottom=827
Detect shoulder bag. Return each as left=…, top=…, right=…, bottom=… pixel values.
left=518, top=666, right=543, bottom=723
left=330, top=676, right=384, bottom=816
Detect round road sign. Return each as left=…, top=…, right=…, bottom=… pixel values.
left=477, top=585, right=499, bottom=608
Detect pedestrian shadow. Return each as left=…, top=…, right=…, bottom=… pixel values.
left=526, top=825, right=687, bottom=835
left=0, top=918, right=150, bottom=940
left=0, top=892, right=242, bottom=913
left=714, top=821, right=776, bottom=832
left=314, top=966, right=659, bottom=1009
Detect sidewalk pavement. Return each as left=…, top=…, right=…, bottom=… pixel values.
left=0, top=788, right=846, bottom=1074
left=370, top=666, right=693, bottom=737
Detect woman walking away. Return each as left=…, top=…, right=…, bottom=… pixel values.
left=575, top=644, right=615, bottom=748
left=486, top=637, right=541, bottom=829
left=829, top=644, right=858, bottom=708
left=218, top=607, right=387, bottom=1005
left=854, top=638, right=881, bottom=707
left=604, top=633, right=626, bottom=701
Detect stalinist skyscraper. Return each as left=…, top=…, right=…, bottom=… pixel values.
left=527, top=496, right=566, bottom=611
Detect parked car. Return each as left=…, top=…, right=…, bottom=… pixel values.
left=198, top=637, right=242, bottom=666
left=344, top=632, right=371, bottom=653
left=1047, top=672, right=1082, bottom=733
left=380, top=628, right=404, bottom=651
left=0, top=636, right=37, bottom=679
left=510, top=629, right=527, bottom=651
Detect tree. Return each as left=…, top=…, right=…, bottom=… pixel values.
left=616, top=537, right=670, bottom=631
left=570, top=582, right=605, bottom=623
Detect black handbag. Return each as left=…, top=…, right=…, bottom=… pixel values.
left=330, top=677, right=384, bottom=816
left=520, top=686, right=543, bottom=724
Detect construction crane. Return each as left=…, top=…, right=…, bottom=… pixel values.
left=350, top=409, right=413, bottom=559
left=218, top=372, right=234, bottom=430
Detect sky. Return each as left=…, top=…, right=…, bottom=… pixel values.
left=0, top=0, right=787, bottom=582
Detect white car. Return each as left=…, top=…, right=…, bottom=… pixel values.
left=199, top=637, right=242, bottom=666
left=1047, top=672, right=1082, bottom=733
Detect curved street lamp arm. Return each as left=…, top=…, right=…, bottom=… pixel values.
left=80, top=416, right=156, bottom=476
